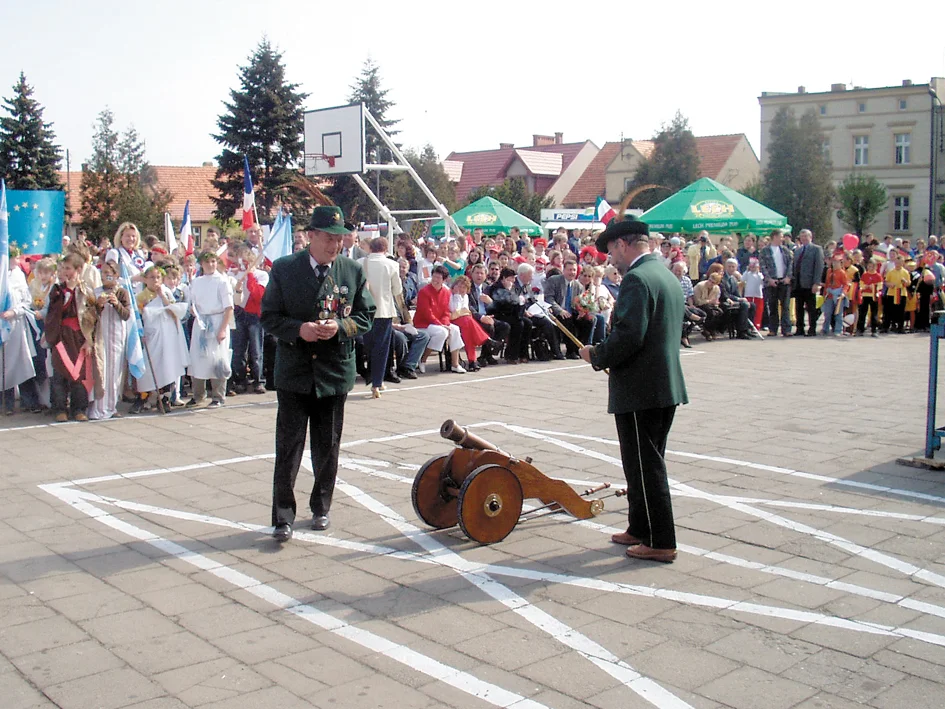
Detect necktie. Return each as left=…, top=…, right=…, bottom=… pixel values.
left=476, top=286, right=485, bottom=315
left=316, top=264, right=329, bottom=281
left=565, top=282, right=572, bottom=313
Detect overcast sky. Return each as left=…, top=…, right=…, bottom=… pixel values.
left=2, top=0, right=944, bottom=170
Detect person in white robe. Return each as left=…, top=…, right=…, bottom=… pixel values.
left=132, top=267, right=189, bottom=412
left=1, top=264, right=37, bottom=414
left=88, top=261, right=131, bottom=420
left=186, top=251, right=234, bottom=408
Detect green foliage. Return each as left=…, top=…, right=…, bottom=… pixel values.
left=212, top=38, right=309, bottom=223
left=384, top=144, right=456, bottom=214
left=0, top=72, right=62, bottom=190
left=208, top=215, right=243, bottom=238
left=464, top=177, right=554, bottom=223
left=836, top=172, right=888, bottom=236
left=763, top=107, right=834, bottom=243
left=79, top=108, right=171, bottom=241
left=327, top=58, right=400, bottom=221
left=627, top=110, right=700, bottom=210
left=738, top=178, right=766, bottom=204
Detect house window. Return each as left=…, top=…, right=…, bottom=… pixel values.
left=854, top=135, right=869, bottom=166
left=894, top=196, right=910, bottom=232
left=895, top=133, right=911, bottom=164
left=822, top=138, right=830, bottom=159
left=819, top=104, right=827, bottom=116
left=624, top=178, right=633, bottom=193
left=858, top=102, right=867, bottom=113
left=899, top=98, right=908, bottom=110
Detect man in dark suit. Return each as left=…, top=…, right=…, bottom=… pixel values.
left=792, top=229, right=825, bottom=336
left=261, top=206, right=376, bottom=542
left=758, top=229, right=795, bottom=337
left=468, top=263, right=510, bottom=366
left=340, top=229, right=366, bottom=261
left=543, top=259, right=588, bottom=358
left=513, top=263, right=560, bottom=360
left=579, top=219, right=688, bottom=564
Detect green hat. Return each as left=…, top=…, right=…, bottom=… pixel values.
left=307, top=206, right=351, bottom=235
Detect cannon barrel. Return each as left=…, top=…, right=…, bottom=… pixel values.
left=440, top=420, right=502, bottom=452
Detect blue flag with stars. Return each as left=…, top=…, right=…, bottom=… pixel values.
left=7, top=190, right=65, bottom=256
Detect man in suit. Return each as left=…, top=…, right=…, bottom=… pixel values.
left=792, top=229, right=824, bottom=336
left=579, top=218, right=687, bottom=564
left=261, top=206, right=376, bottom=542
left=758, top=229, right=794, bottom=337
left=468, top=263, right=510, bottom=366
left=513, top=263, right=560, bottom=360
left=543, top=259, right=587, bottom=358
left=340, top=229, right=366, bottom=261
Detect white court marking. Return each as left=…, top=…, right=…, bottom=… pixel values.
left=38, top=420, right=945, bottom=707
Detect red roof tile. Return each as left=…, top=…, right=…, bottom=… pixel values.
left=446, top=141, right=589, bottom=203
left=695, top=134, right=744, bottom=182
left=58, top=165, right=219, bottom=225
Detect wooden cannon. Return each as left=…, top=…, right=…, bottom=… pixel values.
left=411, top=420, right=607, bottom=544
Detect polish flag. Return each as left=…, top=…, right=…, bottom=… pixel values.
left=242, top=155, right=256, bottom=230
left=180, top=200, right=194, bottom=255
left=595, top=196, right=616, bottom=225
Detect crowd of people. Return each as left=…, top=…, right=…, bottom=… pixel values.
left=3, top=217, right=944, bottom=420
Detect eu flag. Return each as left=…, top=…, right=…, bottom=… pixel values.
left=7, top=190, right=65, bottom=255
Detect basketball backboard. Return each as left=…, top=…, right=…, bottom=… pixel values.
left=303, top=103, right=365, bottom=176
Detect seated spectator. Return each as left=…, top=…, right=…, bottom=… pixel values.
left=693, top=271, right=725, bottom=341
left=449, top=276, right=493, bottom=372
left=602, top=265, right=621, bottom=299
left=487, top=267, right=530, bottom=364
left=468, top=263, right=510, bottom=365
left=398, top=257, right=419, bottom=309
left=720, top=259, right=757, bottom=339
left=414, top=265, right=466, bottom=374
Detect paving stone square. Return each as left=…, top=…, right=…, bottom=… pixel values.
left=2, top=334, right=945, bottom=707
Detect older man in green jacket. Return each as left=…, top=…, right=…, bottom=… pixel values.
left=579, top=218, right=687, bottom=563
left=262, top=206, right=375, bottom=542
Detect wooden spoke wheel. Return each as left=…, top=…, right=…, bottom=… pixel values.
left=411, top=454, right=459, bottom=529
left=457, top=465, right=523, bottom=544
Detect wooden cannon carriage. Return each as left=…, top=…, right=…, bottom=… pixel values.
left=411, top=420, right=607, bottom=544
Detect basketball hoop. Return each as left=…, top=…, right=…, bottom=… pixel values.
left=305, top=153, right=336, bottom=169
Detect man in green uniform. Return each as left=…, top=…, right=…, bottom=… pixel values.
left=262, top=206, right=375, bottom=542
left=579, top=218, right=687, bottom=563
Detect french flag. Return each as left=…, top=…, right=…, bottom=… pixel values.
left=595, top=196, right=616, bottom=225
left=179, top=200, right=194, bottom=255
left=242, top=155, right=256, bottom=230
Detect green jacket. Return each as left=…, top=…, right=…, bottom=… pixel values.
left=261, top=250, right=375, bottom=396
left=590, top=253, right=688, bottom=414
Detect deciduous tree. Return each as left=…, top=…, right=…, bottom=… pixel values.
left=836, top=172, right=888, bottom=236
left=464, top=177, right=553, bottom=223
left=627, top=111, right=700, bottom=210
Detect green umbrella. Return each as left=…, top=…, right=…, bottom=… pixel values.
left=430, top=196, right=542, bottom=237
left=640, top=177, right=788, bottom=234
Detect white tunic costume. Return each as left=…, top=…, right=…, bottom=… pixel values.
left=187, top=272, right=234, bottom=381
left=88, top=287, right=129, bottom=420
left=1, top=266, right=36, bottom=389
left=135, top=286, right=190, bottom=392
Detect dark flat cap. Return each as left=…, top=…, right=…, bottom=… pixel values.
left=595, top=218, right=649, bottom=254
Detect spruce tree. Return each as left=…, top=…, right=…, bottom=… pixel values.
left=212, top=38, right=309, bottom=223
left=0, top=72, right=63, bottom=190
left=763, top=108, right=834, bottom=242
left=628, top=111, right=700, bottom=210
left=327, top=58, right=400, bottom=221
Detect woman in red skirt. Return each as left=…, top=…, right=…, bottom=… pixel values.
left=449, top=276, right=491, bottom=371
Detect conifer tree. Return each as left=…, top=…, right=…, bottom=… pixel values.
left=212, top=38, right=308, bottom=222
left=0, top=72, right=63, bottom=190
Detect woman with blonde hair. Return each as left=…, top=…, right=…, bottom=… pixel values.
left=105, top=221, right=151, bottom=290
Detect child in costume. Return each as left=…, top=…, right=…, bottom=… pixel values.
left=821, top=257, right=849, bottom=336
left=131, top=266, right=190, bottom=414
left=857, top=259, right=883, bottom=337
left=229, top=242, right=267, bottom=395
left=163, top=264, right=189, bottom=406
left=1, top=254, right=38, bottom=414
left=88, top=260, right=131, bottom=420
left=186, top=251, right=234, bottom=409
left=882, top=255, right=910, bottom=334
left=45, top=254, right=97, bottom=422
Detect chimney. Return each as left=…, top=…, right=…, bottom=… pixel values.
left=830, top=83, right=846, bottom=92
left=903, top=79, right=913, bottom=87
left=554, top=132, right=563, bottom=144
left=532, top=134, right=555, bottom=147
left=202, top=161, right=214, bottom=167
left=499, top=142, right=514, bottom=149
left=797, top=86, right=806, bottom=94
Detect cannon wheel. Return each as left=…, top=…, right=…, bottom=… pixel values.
left=411, top=454, right=458, bottom=529
left=457, top=465, right=523, bottom=544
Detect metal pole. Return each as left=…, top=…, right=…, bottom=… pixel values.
left=927, top=322, right=943, bottom=458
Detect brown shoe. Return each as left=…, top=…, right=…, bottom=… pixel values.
left=626, top=544, right=677, bottom=563
left=610, top=532, right=642, bottom=546
left=74, top=413, right=89, bottom=422
left=54, top=413, right=68, bottom=423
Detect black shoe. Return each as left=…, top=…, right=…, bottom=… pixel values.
left=312, top=515, right=330, bottom=531
left=566, top=353, right=581, bottom=360
left=234, top=383, right=248, bottom=395
left=273, top=523, right=292, bottom=542
left=468, top=361, right=481, bottom=372
left=397, top=368, right=418, bottom=380
left=736, top=332, right=751, bottom=340
left=252, top=384, right=267, bottom=395
left=482, top=355, right=499, bottom=366
left=383, top=370, right=402, bottom=384
left=553, top=353, right=566, bottom=360
left=129, top=399, right=145, bottom=415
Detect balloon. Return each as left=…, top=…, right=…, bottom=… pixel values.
left=843, top=314, right=856, bottom=326
left=924, top=270, right=937, bottom=285
left=842, top=233, right=859, bottom=251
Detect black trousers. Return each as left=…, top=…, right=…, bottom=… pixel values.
left=793, top=287, right=819, bottom=334
left=559, top=314, right=591, bottom=354
left=857, top=297, right=879, bottom=333
left=495, top=314, right=528, bottom=360
left=271, top=389, right=347, bottom=526
left=614, top=406, right=677, bottom=550
left=765, top=282, right=792, bottom=335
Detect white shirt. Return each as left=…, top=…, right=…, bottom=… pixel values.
left=309, top=254, right=332, bottom=274
left=362, top=253, right=402, bottom=319
left=189, top=272, right=234, bottom=316
left=771, top=246, right=786, bottom=278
